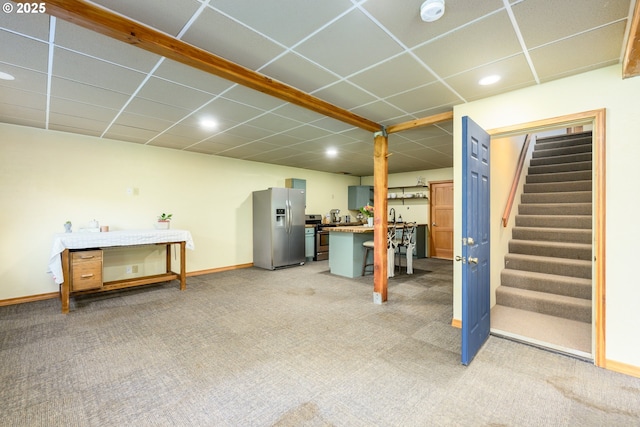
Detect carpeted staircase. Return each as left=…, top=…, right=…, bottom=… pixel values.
left=495, top=131, right=593, bottom=335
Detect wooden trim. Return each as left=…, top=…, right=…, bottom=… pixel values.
left=488, top=108, right=606, bottom=368
left=593, top=108, right=606, bottom=368
left=604, top=359, right=640, bottom=379
left=29, top=0, right=380, bottom=132
left=187, top=263, right=254, bottom=276
left=386, top=111, right=453, bottom=134
left=623, top=0, right=640, bottom=78
left=501, top=134, right=532, bottom=227
left=373, top=133, right=389, bottom=302
left=0, top=292, right=59, bottom=306
left=451, top=318, right=462, bottom=329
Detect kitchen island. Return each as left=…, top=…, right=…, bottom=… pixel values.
left=328, top=223, right=428, bottom=278
left=328, top=226, right=374, bottom=278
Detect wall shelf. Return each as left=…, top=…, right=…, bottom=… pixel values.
left=387, top=185, right=429, bottom=204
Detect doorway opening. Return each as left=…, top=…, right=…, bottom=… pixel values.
left=487, top=109, right=605, bottom=366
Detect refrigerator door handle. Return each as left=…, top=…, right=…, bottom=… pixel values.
left=286, top=199, right=291, bottom=234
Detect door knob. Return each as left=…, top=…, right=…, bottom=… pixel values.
left=432, top=223, right=437, bottom=226
left=467, top=237, right=475, bottom=245
left=468, top=257, right=478, bottom=264
left=455, top=256, right=465, bottom=263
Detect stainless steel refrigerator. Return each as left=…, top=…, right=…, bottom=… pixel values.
left=252, top=187, right=306, bottom=270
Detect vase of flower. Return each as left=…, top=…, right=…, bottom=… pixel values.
left=360, top=204, right=374, bottom=227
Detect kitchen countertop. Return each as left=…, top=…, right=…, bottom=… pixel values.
left=328, top=226, right=373, bottom=233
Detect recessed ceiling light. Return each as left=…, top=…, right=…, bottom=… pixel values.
left=420, top=0, right=445, bottom=22
left=0, top=71, right=15, bottom=81
left=326, top=147, right=338, bottom=157
left=199, top=118, right=218, bottom=130
left=479, top=75, right=501, bottom=86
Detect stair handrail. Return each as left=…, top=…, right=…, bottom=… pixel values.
left=502, top=134, right=532, bottom=227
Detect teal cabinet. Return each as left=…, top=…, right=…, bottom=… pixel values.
left=348, top=185, right=373, bottom=210
left=305, top=227, right=315, bottom=261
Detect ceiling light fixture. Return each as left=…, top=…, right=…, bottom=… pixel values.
left=0, top=71, right=15, bottom=80
left=199, top=118, right=218, bottom=130
left=326, top=147, right=338, bottom=157
left=420, top=0, right=445, bottom=22
left=479, top=74, right=501, bottom=86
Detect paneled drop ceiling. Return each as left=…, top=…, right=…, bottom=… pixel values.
left=0, top=0, right=637, bottom=176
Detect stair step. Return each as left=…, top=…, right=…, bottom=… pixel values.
left=512, top=226, right=592, bottom=243
left=501, top=269, right=592, bottom=299
left=515, top=215, right=591, bottom=229
left=504, top=253, right=591, bottom=279
left=528, top=161, right=592, bottom=175
left=533, top=144, right=592, bottom=159
left=526, top=170, right=591, bottom=184
left=535, top=137, right=592, bottom=150
left=508, top=239, right=592, bottom=260
left=530, top=152, right=592, bottom=167
left=518, top=202, right=592, bottom=216
left=536, top=130, right=592, bottom=141
left=523, top=180, right=591, bottom=193
left=491, top=305, right=592, bottom=355
left=521, top=191, right=591, bottom=204
left=495, top=286, right=591, bottom=323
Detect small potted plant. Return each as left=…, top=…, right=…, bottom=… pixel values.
left=156, top=213, right=172, bottom=229
left=360, top=204, right=374, bottom=227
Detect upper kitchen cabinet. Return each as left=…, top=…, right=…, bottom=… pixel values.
left=348, top=185, right=373, bottom=210
left=285, top=178, right=306, bottom=190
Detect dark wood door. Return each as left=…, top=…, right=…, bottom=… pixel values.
left=429, top=180, right=453, bottom=259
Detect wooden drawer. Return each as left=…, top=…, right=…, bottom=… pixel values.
left=71, top=250, right=103, bottom=291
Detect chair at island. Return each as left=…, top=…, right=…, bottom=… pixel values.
left=361, top=224, right=397, bottom=277
left=395, top=222, right=416, bottom=274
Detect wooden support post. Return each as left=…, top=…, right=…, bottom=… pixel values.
left=373, top=132, right=389, bottom=303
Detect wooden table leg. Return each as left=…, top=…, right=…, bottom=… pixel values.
left=61, top=249, right=70, bottom=314
left=179, top=241, right=186, bottom=290
left=165, top=244, right=171, bottom=274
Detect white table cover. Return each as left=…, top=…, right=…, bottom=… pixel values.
left=48, top=229, right=195, bottom=284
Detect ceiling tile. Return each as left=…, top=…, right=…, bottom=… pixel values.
left=112, top=112, right=174, bottom=133
left=49, top=97, right=118, bottom=123
left=50, top=77, right=129, bottom=110
left=349, top=53, right=436, bottom=98
left=91, top=0, right=202, bottom=37
left=312, top=81, right=377, bottom=110
left=385, top=81, right=461, bottom=114
left=295, top=9, right=404, bottom=77
left=445, top=54, right=536, bottom=101
left=125, top=97, right=191, bottom=122
left=413, top=10, right=522, bottom=78
left=530, top=22, right=626, bottom=82
left=136, top=77, right=214, bottom=110
left=513, top=0, right=631, bottom=49
left=52, top=48, right=146, bottom=94
left=209, top=0, right=352, bottom=46
left=153, top=58, right=234, bottom=95
left=259, top=52, right=339, bottom=93
left=196, top=97, right=266, bottom=124
left=0, top=7, right=50, bottom=40
left=245, top=113, right=304, bottom=133
left=0, top=65, right=47, bottom=93
left=182, top=7, right=285, bottom=70
left=363, top=0, right=504, bottom=49
left=350, top=100, right=408, bottom=123
left=103, top=125, right=159, bottom=143
left=55, top=20, right=160, bottom=73
left=0, top=30, right=49, bottom=72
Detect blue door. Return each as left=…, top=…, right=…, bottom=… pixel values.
left=461, top=116, right=491, bottom=365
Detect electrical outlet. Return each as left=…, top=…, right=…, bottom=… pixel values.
left=132, top=265, right=138, bottom=274
left=126, top=266, right=132, bottom=274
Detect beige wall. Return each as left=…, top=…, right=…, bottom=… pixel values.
left=453, top=64, right=640, bottom=369
left=0, top=123, right=361, bottom=300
